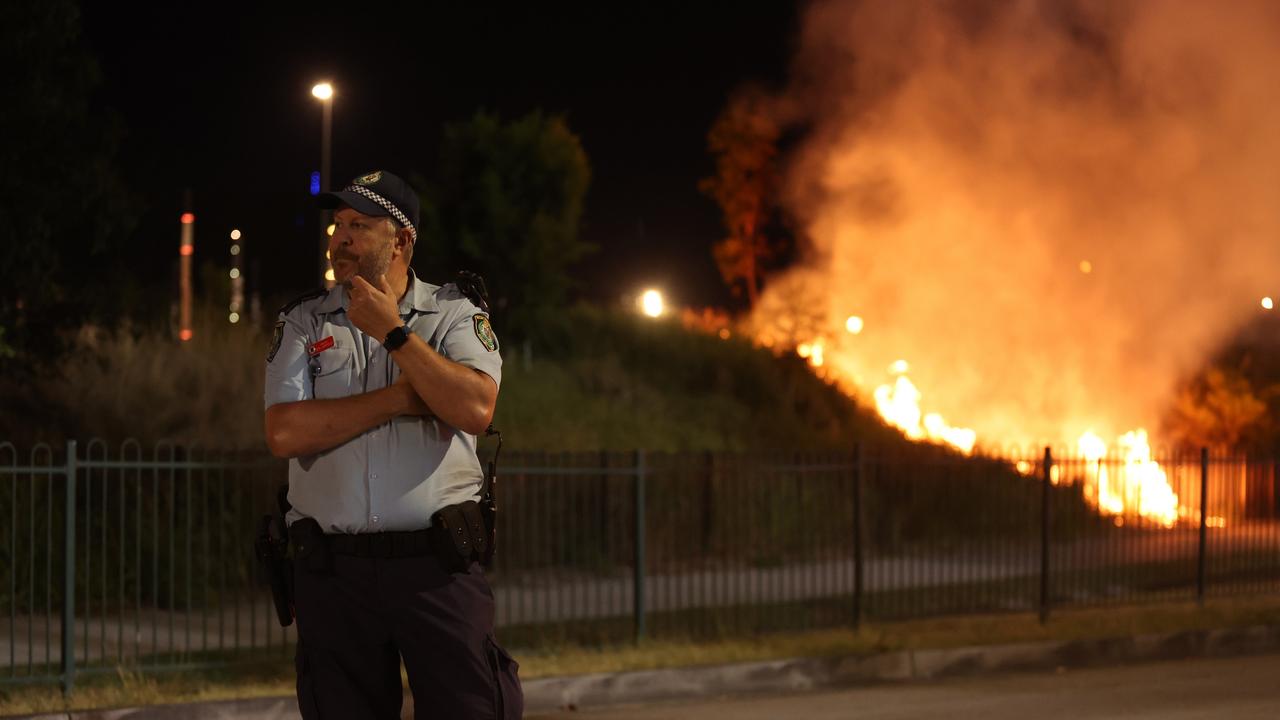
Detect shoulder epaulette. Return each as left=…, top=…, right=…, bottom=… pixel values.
left=277, top=287, right=328, bottom=316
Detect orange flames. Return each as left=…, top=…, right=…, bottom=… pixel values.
left=1076, top=429, right=1179, bottom=528
left=872, top=365, right=976, bottom=453
left=776, top=325, right=1199, bottom=526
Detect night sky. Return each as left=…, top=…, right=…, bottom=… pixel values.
left=80, top=3, right=798, bottom=315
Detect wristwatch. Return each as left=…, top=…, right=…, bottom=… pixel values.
left=384, top=324, right=411, bottom=352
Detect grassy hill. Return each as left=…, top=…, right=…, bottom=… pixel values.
left=497, top=306, right=898, bottom=452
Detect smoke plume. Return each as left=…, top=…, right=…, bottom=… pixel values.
left=755, top=0, right=1280, bottom=445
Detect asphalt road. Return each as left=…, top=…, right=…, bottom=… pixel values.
left=528, top=653, right=1280, bottom=720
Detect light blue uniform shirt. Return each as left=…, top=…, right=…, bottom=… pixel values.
left=264, top=269, right=502, bottom=534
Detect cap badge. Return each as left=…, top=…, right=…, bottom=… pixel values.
left=354, top=171, right=383, bottom=186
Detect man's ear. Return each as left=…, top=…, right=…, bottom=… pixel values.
left=394, top=227, right=414, bottom=257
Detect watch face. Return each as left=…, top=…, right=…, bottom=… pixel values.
left=386, top=325, right=410, bottom=350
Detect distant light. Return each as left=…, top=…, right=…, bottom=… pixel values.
left=230, top=244, right=241, bottom=256
left=310, top=171, right=321, bottom=196
left=718, top=328, right=731, bottom=340
left=1079, top=260, right=1093, bottom=274
left=326, top=223, right=335, bottom=236
left=179, top=329, right=193, bottom=342
left=1263, top=297, right=1274, bottom=310
left=229, top=268, right=241, bottom=279
left=180, top=213, right=195, bottom=225
left=640, top=289, right=664, bottom=318
left=230, top=229, right=242, bottom=241
left=889, top=359, right=909, bottom=375
left=229, top=312, right=240, bottom=324
left=324, top=268, right=336, bottom=282
left=797, top=343, right=812, bottom=359
left=311, top=82, right=333, bottom=101
left=845, top=315, right=864, bottom=334
left=325, top=249, right=330, bottom=259
left=179, top=245, right=194, bottom=256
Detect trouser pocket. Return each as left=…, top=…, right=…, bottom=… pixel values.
left=485, top=635, right=523, bottom=720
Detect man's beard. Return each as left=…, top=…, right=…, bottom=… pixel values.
left=336, top=244, right=393, bottom=287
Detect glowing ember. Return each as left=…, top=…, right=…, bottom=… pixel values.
left=845, top=315, right=864, bottom=334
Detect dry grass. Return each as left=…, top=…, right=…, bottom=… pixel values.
left=2, top=595, right=1277, bottom=716
left=0, top=662, right=294, bottom=717
left=515, top=594, right=1280, bottom=677
left=1, top=312, right=267, bottom=449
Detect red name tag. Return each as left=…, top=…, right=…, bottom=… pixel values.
left=308, top=336, right=335, bottom=356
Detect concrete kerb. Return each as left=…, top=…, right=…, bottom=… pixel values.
left=9, top=625, right=1280, bottom=720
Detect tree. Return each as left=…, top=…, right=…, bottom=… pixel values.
left=1165, top=367, right=1270, bottom=451
left=699, top=86, right=782, bottom=310
left=419, top=111, right=592, bottom=346
left=0, top=1, right=136, bottom=364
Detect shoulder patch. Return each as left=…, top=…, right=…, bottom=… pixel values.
left=473, top=314, right=499, bottom=352
left=277, top=288, right=327, bottom=316
left=267, top=321, right=285, bottom=363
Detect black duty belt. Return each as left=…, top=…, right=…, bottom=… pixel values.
left=323, top=526, right=443, bottom=558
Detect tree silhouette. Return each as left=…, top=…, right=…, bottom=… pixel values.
left=419, top=111, right=592, bottom=345
left=700, top=86, right=781, bottom=310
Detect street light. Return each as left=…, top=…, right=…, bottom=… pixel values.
left=312, top=82, right=335, bottom=287
left=639, top=289, right=664, bottom=318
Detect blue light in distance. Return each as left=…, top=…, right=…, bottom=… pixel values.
left=309, top=171, right=321, bottom=196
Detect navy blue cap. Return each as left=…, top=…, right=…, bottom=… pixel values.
left=319, top=170, right=419, bottom=240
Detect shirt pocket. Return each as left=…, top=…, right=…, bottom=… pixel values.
left=311, top=346, right=356, bottom=399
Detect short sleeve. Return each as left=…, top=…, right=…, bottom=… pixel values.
left=439, top=304, right=502, bottom=388
left=264, top=311, right=312, bottom=408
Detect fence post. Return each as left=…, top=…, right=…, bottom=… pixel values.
left=1039, top=446, right=1052, bottom=625
left=633, top=450, right=646, bottom=643
left=852, top=442, right=864, bottom=631
left=1197, top=447, right=1208, bottom=607
left=61, top=440, right=77, bottom=696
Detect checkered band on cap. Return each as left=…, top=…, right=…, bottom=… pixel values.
left=345, top=184, right=417, bottom=241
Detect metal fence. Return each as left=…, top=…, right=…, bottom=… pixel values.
left=3, top=441, right=1279, bottom=693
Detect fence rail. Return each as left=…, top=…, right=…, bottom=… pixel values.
left=2, top=440, right=1279, bottom=693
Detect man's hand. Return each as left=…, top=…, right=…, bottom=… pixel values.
left=395, top=374, right=433, bottom=417
left=348, top=274, right=402, bottom=341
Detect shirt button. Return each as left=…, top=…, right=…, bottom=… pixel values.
left=371, top=515, right=380, bottom=523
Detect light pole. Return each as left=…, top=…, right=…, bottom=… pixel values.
left=312, top=81, right=335, bottom=287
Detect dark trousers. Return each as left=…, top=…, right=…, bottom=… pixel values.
left=293, top=552, right=522, bottom=719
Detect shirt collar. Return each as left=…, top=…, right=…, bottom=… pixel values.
left=314, top=269, right=438, bottom=316
left=314, top=285, right=346, bottom=314
left=400, top=268, right=439, bottom=316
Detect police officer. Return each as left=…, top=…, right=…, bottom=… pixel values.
left=264, top=170, right=522, bottom=719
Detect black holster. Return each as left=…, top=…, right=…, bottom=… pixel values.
left=254, top=487, right=294, bottom=627
left=432, top=500, right=490, bottom=572
left=289, top=516, right=333, bottom=573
